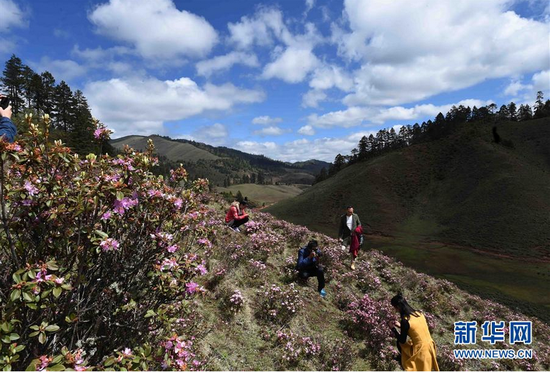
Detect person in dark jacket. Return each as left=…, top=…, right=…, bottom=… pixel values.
left=0, top=95, right=17, bottom=143
left=296, top=240, right=326, bottom=297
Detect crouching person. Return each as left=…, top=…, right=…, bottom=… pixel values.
left=225, top=200, right=249, bottom=232
left=296, top=240, right=326, bottom=298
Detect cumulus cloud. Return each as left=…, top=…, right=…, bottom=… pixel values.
left=302, top=89, right=327, bottom=108
left=252, top=116, right=283, bottom=125
left=307, top=99, right=492, bottom=128
left=253, top=126, right=289, bottom=136
left=31, top=58, right=88, bottom=82
left=309, top=65, right=353, bottom=91
left=0, top=0, right=27, bottom=53
left=235, top=130, right=377, bottom=162
left=227, top=7, right=291, bottom=50
left=334, top=0, right=549, bottom=106
left=262, top=47, right=319, bottom=83
left=84, top=76, right=265, bottom=137
left=88, top=0, right=218, bottom=59
left=183, top=123, right=229, bottom=146
left=0, top=0, right=26, bottom=32
left=298, top=125, right=315, bottom=135
left=196, top=51, right=259, bottom=77
left=504, top=80, right=533, bottom=97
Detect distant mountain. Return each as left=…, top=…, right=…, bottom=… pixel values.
left=110, top=135, right=330, bottom=186
left=267, top=117, right=550, bottom=260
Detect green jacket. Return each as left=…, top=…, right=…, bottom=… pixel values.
left=338, top=213, right=361, bottom=239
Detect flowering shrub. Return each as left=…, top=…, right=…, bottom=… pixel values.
left=0, top=116, right=211, bottom=370
left=275, top=329, right=320, bottom=366
left=258, top=283, right=302, bottom=324
left=318, top=336, right=355, bottom=371
left=345, top=293, right=399, bottom=370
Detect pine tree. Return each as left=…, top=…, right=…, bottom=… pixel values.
left=534, top=91, right=545, bottom=118
left=508, top=102, right=517, bottom=121
left=518, top=104, right=533, bottom=121
left=1, top=54, right=25, bottom=114
left=70, top=90, right=95, bottom=154
left=40, top=71, right=56, bottom=115
left=53, top=81, right=75, bottom=132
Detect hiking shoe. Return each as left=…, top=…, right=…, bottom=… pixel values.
left=319, top=289, right=326, bottom=298
left=234, top=227, right=240, bottom=232
left=351, top=261, right=355, bottom=270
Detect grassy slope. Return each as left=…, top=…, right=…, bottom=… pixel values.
left=215, top=184, right=308, bottom=205
left=266, top=118, right=550, bottom=259
left=196, top=209, right=550, bottom=370
left=111, top=135, right=220, bottom=162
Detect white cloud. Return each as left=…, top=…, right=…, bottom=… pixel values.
left=227, top=7, right=289, bottom=50
left=304, top=0, right=316, bottom=17
left=309, top=65, right=353, bottom=91
left=253, top=126, right=289, bottom=136
left=307, top=99, right=493, bottom=128
left=196, top=51, right=259, bottom=77
left=298, top=125, right=315, bottom=135
left=334, top=0, right=549, bottom=106
left=262, top=47, right=319, bottom=83
left=0, top=0, right=26, bottom=32
left=31, top=58, right=87, bottom=82
left=0, top=0, right=27, bottom=53
left=235, top=130, right=377, bottom=162
left=88, top=0, right=218, bottom=59
left=252, top=116, right=283, bottom=125
left=302, top=89, right=327, bottom=108
left=307, top=106, right=371, bottom=128
left=504, top=80, right=533, bottom=97
left=532, top=70, right=550, bottom=93
left=84, top=76, right=265, bottom=137
left=184, top=123, right=229, bottom=146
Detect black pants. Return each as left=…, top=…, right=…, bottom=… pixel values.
left=227, top=216, right=249, bottom=229
left=299, top=266, right=325, bottom=292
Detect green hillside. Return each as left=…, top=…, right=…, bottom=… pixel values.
left=111, top=135, right=220, bottom=162
left=215, top=184, right=308, bottom=206
left=110, top=135, right=329, bottom=187
left=267, top=118, right=550, bottom=258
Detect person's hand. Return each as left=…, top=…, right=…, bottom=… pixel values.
left=0, top=104, right=12, bottom=119
left=394, top=320, right=401, bottom=328
left=308, top=251, right=316, bottom=259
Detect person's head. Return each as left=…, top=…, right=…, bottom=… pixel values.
left=346, top=206, right=354, bottom=216
left=239, top=200, right=248, bottom=209
left=391, top=293, right=419, bottom=318
left=307, top=239, right=318, bottom=250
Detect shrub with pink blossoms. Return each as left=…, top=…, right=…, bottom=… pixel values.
left=0, top=117, right=210, bottom=370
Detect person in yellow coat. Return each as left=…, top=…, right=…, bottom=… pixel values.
left=390, top=294, right=439, bottom=371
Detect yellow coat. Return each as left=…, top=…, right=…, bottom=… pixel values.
left=399, top=313, right=439, bottom=371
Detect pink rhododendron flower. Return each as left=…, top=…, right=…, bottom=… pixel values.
left=24, top=180, right=39, bottom=196
left=167, top=245, right=178, bottom=253
left=100, top=238, right=120, bottom=252
left=195, top=264, right=208, bottom=276
left=185, top=282, right=199, bottom=294
left=101, top=211, right=112, bottom=220
left=174, top=198, right=183, bottom=209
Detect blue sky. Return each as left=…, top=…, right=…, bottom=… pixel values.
left=1, top=0, right=549, bottom=161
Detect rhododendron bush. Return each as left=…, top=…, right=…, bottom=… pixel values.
left=0, top=116, right=211, bottom=370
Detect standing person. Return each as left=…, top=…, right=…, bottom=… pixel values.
left=390, top=294, right=439, bottom=371
left=338, top=206, right=361, bottom=268
left=0, top=95, right=17, bottom=143
left=296, top=240, right=326, bottom=298
left=349, top=225, right=363, bottom=270
left=225, top=200, right=249, bottom=232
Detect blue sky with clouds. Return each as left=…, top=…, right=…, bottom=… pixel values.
left=1, top=0, right=549, bottom=161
